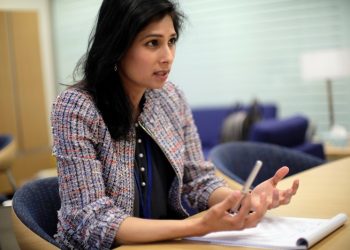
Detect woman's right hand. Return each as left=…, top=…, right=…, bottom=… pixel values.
left=196, top=190, right=268, bottom=236
left=116, top=190, right=268, bottom=244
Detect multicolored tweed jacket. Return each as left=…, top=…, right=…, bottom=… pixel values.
left=51, top=82, right=226, bottom=249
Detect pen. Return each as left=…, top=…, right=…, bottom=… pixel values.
left=230, top=160, right=263, bottom=214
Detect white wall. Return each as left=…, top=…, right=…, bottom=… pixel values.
left=51, top=0, right=100, bottom=92
left=171, top=0, right=350, bottom=134
left=0, top=0, right=55, bottom=142
left=51, top=0, right=350, bottom=135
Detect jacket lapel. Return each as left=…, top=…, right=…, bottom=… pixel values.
left=139, top=89, right=185, bottom=179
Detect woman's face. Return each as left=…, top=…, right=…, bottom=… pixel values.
left=119, top=15, right=177, bottom=98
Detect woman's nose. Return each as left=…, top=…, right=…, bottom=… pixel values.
left=160, top=45, right=175, bottom=64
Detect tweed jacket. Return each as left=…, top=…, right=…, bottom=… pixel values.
left=51, top=82, right=226, bottom=249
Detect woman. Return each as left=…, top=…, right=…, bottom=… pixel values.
left=51, top=0, right=299, bottom=249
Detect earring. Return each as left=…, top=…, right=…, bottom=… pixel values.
left=114, top=64, right=118, bottom=72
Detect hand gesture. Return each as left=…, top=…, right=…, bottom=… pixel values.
left=251, top=166, right=299, bottom=209
left=197, top=190, right=267, bottom=236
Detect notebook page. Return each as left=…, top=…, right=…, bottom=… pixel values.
left=297, top=213, right=348, bottom=248
left=186, top=213, right=347, bottom=249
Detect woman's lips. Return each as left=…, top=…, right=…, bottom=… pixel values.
left=154, top=70, right=169, bottom=81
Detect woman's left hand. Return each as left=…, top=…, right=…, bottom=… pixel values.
left=251, top=166, right=299, bottom=209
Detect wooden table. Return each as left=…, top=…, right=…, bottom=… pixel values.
left=325, top=144, right=350, bottom=161
left=118, top=157, right=350, bottom=250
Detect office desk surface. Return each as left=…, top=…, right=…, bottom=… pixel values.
left=118, top=157, right=350, bottom=250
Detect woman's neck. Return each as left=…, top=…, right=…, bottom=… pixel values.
left=120, top=81, right=146, bottom=122
left=129, top=90, right=145, bottom=122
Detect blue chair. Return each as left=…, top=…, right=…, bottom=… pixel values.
left=248, top=115, right=325, bottom=159
left=192, top=104, right=277, bottom=158
left=12, top=177, right=61, bottom=248
left=192, top=107, right=234, bottom=157
left=209, top=141, right=324, bottom=187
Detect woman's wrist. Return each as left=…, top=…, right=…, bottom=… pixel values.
left=184, top=216, right=208, bottom=237
left=116, top=216, right=208, bottom=244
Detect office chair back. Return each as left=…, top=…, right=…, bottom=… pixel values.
left=209, top=141, right=324, bottom=186
left=12, top=177, right=61, bottom=248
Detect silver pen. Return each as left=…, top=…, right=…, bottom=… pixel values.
left=230, top=160, right=263, bottom=213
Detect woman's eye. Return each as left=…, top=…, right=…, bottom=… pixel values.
left=169, top=37, right=177, bottom=46
left=146, top=40, right=159, bottom=47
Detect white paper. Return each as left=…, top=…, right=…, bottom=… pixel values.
left=186, top=213, right=347, bottom=249
left=296, top=213, right=347, bottom=248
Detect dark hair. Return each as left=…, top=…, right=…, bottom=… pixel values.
left=74, top=0, right=184, bottom=140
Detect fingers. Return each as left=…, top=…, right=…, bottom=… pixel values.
left=280, top=179, right=299, bottom=205
left=207, top=191, right=242, bottom=219
left=291, top=179, right=299, bottom=195
left=280, top=188, right=293, bottom=205
left=267, top=178, right=299, bottom=208
left=205, top=191, right=270, bottom=232
left=244, top=193, right=267, bottom=228
left=268, top=189, right=280, bottom=209
left=271, top=166, right=289, bottom=185
left=202, top=191, right=244, bottom=232
left=221, top=193, right=268, bottom=231
left=235, top=193, right=252, bottom=218
left=230, top=193, right=254, bottom=230
left=217, top=191, right=241, bottom=212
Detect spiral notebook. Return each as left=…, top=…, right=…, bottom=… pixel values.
left=186, top=213, right=347, bottom=249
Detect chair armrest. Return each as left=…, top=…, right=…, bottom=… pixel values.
left=11, top=208, right=59, bottom=250
left=248, top=115, right=308, bottom=147
left=294, top=142, right=325, bottom=160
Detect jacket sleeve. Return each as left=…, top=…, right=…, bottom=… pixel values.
left=172, top=86, right=227, bottom=212
left=51, top=90, right=127, bottom=249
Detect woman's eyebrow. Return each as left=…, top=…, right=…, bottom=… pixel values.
left=140, top=33, right=177, bottom=40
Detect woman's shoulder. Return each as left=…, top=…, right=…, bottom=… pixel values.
left=157, top=81, right=186, bottom=102
left=148, top=81, right=190, bottom=119
left=52, top=86, right=98, bottom=117
left=55, top=85, right=93, bottom=104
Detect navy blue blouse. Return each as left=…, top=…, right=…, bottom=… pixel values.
left=133, top=124, right=177, bottom=219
